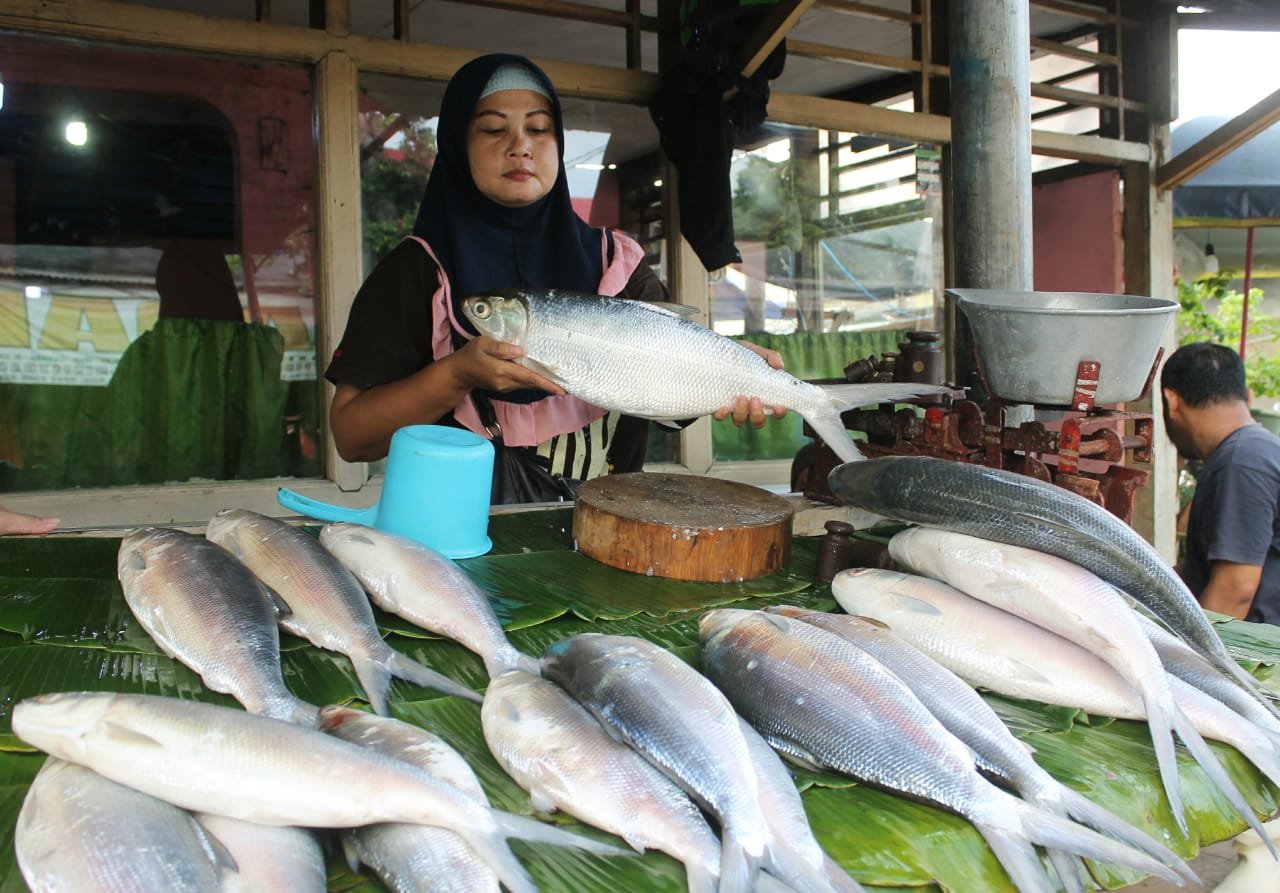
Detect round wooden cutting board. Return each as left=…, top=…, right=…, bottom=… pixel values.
left=572, top=472, right=794, bottom=582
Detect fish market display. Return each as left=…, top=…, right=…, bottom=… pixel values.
left=195, top=813, right=326, bottom=893
left=461, top=288, right=949, bottom=463
left=767, top=605, right=1194, bottom=892
left=826, top=455, right=1272, bottom=710
left=697, top=609, right=1188, bottom=893
left=831, top=568, right=1280, bottom=794
left=316, top=704, right=500, bottom=893
left=12, top=691, right=627, bottom=893
left=16, top=757, right=234, bottom=892
left=205, top=508, right=481, bottom=712
left=116, top=526, right=317, bottom=726
left=541, top=632, right=841, bottom=893
left=319, top=522, right=539, bottom=677
left=482, top=668, right=722, bottom=893
left=887, top=525, right=1261, bottom=843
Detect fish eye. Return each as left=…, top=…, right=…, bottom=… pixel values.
left=471, top=300, right=492, bottom=320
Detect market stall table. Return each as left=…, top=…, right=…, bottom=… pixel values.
left=0, top=506, right=1277, bottom=893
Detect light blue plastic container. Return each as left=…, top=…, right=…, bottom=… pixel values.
left=277, top=425, right=494, bottom=559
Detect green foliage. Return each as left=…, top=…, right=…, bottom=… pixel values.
left=360, top=116, right=436, bottom=266
left=1177, top=271, right=1280, bottom=399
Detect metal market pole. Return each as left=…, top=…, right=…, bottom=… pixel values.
left=1241, top=225, right=1255, bottom=360
left=949, top=0, right=1033, bottom=291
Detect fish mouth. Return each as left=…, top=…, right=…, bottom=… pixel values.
left=12, top=692, right=117, bottom=761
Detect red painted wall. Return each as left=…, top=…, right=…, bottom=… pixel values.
left=1032, top=170, right=1123, bottom=294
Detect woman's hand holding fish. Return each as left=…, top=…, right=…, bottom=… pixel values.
left=713, top=342, right=788, bottom=429
left=454, top=335, right=566, bottom=396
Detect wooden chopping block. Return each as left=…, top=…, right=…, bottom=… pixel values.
left=573, top=472, right=793, bottom=582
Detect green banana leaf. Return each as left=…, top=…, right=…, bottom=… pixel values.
left=0, top=512, right=1277, bottom=893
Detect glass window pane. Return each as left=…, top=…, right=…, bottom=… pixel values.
left=0, top=35, right=321, bottom=492
left=714, top=123, right=943, bottom=464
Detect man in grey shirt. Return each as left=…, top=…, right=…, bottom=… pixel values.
left=1162, top=342, right=1280, bottom=623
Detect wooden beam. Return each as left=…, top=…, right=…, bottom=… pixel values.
left=734, top=0, right=818, bottom=80
left=1156, top=86, right=1280, bottom=191
left=1031, top=81, right=1143, bottom=113
left=1030, top=35, right=1118, bottom=67
left=434, top=0, right=660, bottom=31
left=788, top=39, right=943, bottom=77
left=812, top=0, right=918, bottom=25
left=1030, top=129, right=1149, bottom=164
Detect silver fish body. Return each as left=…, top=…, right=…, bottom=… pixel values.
left=827, top=455, right=1269, bottom=710
left=16, top=757, right=234, bottom=893
left=769, top=605, right=1193, bottom=890
left=482, top=669, right=720, bottom=893
left=541, top=632, right=840, bottom=893
left=12, top=691, right=624, bottom=893
left=461, top=289, right=948, bottom=463
left=887, top=525, right=1257, bottom=842
left=831, top=567, right=1280, bottom=795
left=194, top=814, right=326, bottom=893
left=116, top=526, right=315, bottom=726
left=316, top=705, right=499, bottom=893
left=205, top=509, right=481, bottom=712
left=697, top=609, right=1185, bottom=893
left=319, top=522, right=538, bottom=677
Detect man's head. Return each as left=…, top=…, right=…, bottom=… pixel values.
left=1161, top=342, right=1250, bottom=459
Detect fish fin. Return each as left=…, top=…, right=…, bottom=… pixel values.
left=491, top=810, right=632, bottom=857
left=351, top=658, right=393, bottom=716
left=1056, top=786, right=1200, bottom=885
left=762, top=735, right=827, bottom=774
left=1140, top=692, right=1190, bottom=838
left=260, top=583, right=293, bottom=618
left=100, top=720, right=166, bottom=749
left=718, top=831, right=756, bottom=893
left=888, top=592, right=944, bottom=616
left=1045, top=847, right=1087, bottom=893
left=340, top=831, right=362, bottom=874
left=1008, top=794, right=1188, bottom=884
left=190, top=815, right=240, bottom=875
left=819, top=382, right=951, bottom=410
left=484, top=647, right=541, bottom=678
left=765, top=838, right=862, bottom=893
left=823, top=854, right=869, bottom=893
left=385, top=651, right=483, bottom=705
left=1003, top=657, right=1056, bottom=687
left=641, top=301, right=702, bottom=319
left=1173, top=706, right=1280, bottom=860
left=685, top=862, right=720, bottom=893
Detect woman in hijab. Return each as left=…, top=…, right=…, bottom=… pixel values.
left=326, top=53, right=781, bottom=499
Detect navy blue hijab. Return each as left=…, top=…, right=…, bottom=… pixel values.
left=412, top=54, right=604, bottom=336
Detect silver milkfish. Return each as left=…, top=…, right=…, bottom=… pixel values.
left=205, top=509, right=481, bottom=712
left=831, top=568, right=1280, bottom=804
left=316, top=704, right=499, bottom=893
left=482, top=668, right=721, bottom=893
left=887, top=524, right=1267, bottom=847
left=12, top=691, right=627, bottom=893
left=767, top=605, right=1195, bottom=892
left=319, top=522, right=539, bottom=677
left=697, top=608, right=1188, bottom=893
left=826, top=455, right=1274, bottom=714
left=735, top=716, right=867, bottom=893
left=194, top=814, right=326, bottom=893
left=16, top=757, right=236, bottom=892
left=116, top=526, right=317, bottom=726
left=540, top=632, right=840, bottom=893
left=460, top=289, right=950, bottom=463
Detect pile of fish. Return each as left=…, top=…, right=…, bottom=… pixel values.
left=13, top=450, right=1280, bottom=892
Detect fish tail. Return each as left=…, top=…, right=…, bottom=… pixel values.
left=351, top=657, right=394, bottom=716
left=717, top=831, right=757, bottom=893
left=822, top=854, right=869, bottom=893
left=764, top=838, right=852, bottom=893
left=1143, top=692, right=1190, bottom=837
left=1044, top=846, right=1086, bottom=893
left=384, top=651, right=483, bottom=705
left=459, top=828, right=538, bottom=893
left=1217, top=656, right=1280, bottom=722
left=1055, top=786, right=1199, bottom=885
left=684, top=862, right=719, bottom=893
left=485, top=646, right=542, bottom=678
left=289, top=698, right=321, bottom=728
left=798, top=407, right=865, bottom=464
left=976, top=825, right=1057, bottom=893
left=490, top=809, right=632, bottom=857
left=1173, top=707, right=1280, bottom=861
left=1007, top=795, right=1188, bottom=884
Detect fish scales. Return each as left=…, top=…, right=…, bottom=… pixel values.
left=13, top=691, right=624, bottom=893
left=699, top=609, right=1187, bottom=893
left=116, top=526, right=315, bottom=725
left=17, top=757, right=232, bottom=892
left=205, top=509, right=481, bottom=712
left=828, top=455, right=1273, bottom=712
left=462, top=289, right=949, bottom=463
